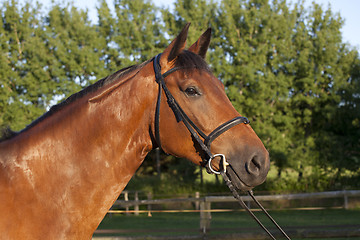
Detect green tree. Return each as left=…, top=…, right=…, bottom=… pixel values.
left=109, top=0, right=166, bottom=68
left=162, top=0, right=218, bottom=45
left=289, top=2, right=360, bottom=182
left=314, top=49, right=360, bottom=176
left=208, top=0, right=359, bottom=187
left=44, top=2, right=107, bottom=94
left=0, top=1, right=107, bottom=131
left=0, top=1, right=49, bottom=130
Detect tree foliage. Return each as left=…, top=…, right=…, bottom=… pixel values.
left=0, top=0, right=359, bottom=191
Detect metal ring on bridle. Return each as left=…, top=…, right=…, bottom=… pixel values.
left=207, top=154, right=229, bottom=175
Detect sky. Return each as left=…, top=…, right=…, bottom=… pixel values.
left=27, top=0, right=360, bottom=50
left=309, top=0, right=360, bottom=50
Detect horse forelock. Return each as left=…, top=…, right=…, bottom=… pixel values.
left=175, top=50, right=211, bottom=73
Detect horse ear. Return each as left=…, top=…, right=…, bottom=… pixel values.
left=160, top=23, right=190, bottom=69
left=188, top=28, right=211, bottom=59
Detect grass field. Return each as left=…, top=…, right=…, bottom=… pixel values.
left=94, top=209, right=360, bottom=239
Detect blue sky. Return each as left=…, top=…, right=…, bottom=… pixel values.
left=26, top=0, right=360, bottom=50
left=310, top=0, right=360, bottom=50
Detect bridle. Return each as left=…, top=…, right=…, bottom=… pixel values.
left=153, top=53, right=248, bottom=174
left=153, top=53, right=291, bottom=240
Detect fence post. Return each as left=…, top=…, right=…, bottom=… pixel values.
left=200, top=199, right=211, bottom=235
left=195, top=192, right=200, bottom=210
left=134, top=191, right=139, bottom=216
left=247, top=200, right=251, bottom=209
left=147, top=192, right=153, bottom=217
left=124, top=191, right=129, bottom=216
left=343, top=190, right=349, bottom=209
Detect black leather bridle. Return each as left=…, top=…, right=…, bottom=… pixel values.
left=153, top=53, right=291, bottom=240
left=153, top=53, right=249, bottom=174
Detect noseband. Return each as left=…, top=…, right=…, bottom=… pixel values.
left=153, top=53, right=249, bottom=174
left=152, top=53, right=291, bottom=240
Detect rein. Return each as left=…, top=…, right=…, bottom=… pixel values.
left=153, top=53, right=291, bottom=239
left=221, top=172, right=291, bottom=240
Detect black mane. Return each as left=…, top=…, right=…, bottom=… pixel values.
left=0, top=51, right=211, bottom=142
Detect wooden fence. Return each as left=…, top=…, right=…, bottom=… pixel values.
left=110, top=190, right=360, bottom=234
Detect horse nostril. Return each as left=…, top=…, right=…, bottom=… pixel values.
left=245, top=155, right=261, bottom=176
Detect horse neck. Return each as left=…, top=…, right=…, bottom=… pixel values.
left=0, top=64, right=157, bottom=237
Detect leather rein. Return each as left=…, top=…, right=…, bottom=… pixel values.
left=153, top=53, right=291, bottom=239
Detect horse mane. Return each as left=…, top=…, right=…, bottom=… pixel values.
left=0, top=127, right=17, bottom=141
left=0, top=51, right=210, bottom=142
left=0, top=61, right=148, bottom=142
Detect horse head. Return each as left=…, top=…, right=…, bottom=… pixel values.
left=151, top=23, right=270, bottom=191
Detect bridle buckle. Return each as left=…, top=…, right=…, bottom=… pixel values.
left=207, top=154, right=229, bottom=175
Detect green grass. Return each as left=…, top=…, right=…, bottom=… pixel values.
left=95, top=209, right=360, bottom=239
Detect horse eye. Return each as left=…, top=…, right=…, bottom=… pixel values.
left=185, top=87, right=200, bottom=96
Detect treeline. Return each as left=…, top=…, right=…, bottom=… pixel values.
left=1, top=0, right=359, bottom=191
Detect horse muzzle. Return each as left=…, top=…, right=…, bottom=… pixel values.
left=226, top=148, right=270, bottom=191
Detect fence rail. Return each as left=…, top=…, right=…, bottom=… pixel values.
left=110, top=190, right=360, bottom=234
left=114, top=190, right=360, bottom=209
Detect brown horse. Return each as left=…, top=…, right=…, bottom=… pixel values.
left=0, top=24, right=269, bottom=239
